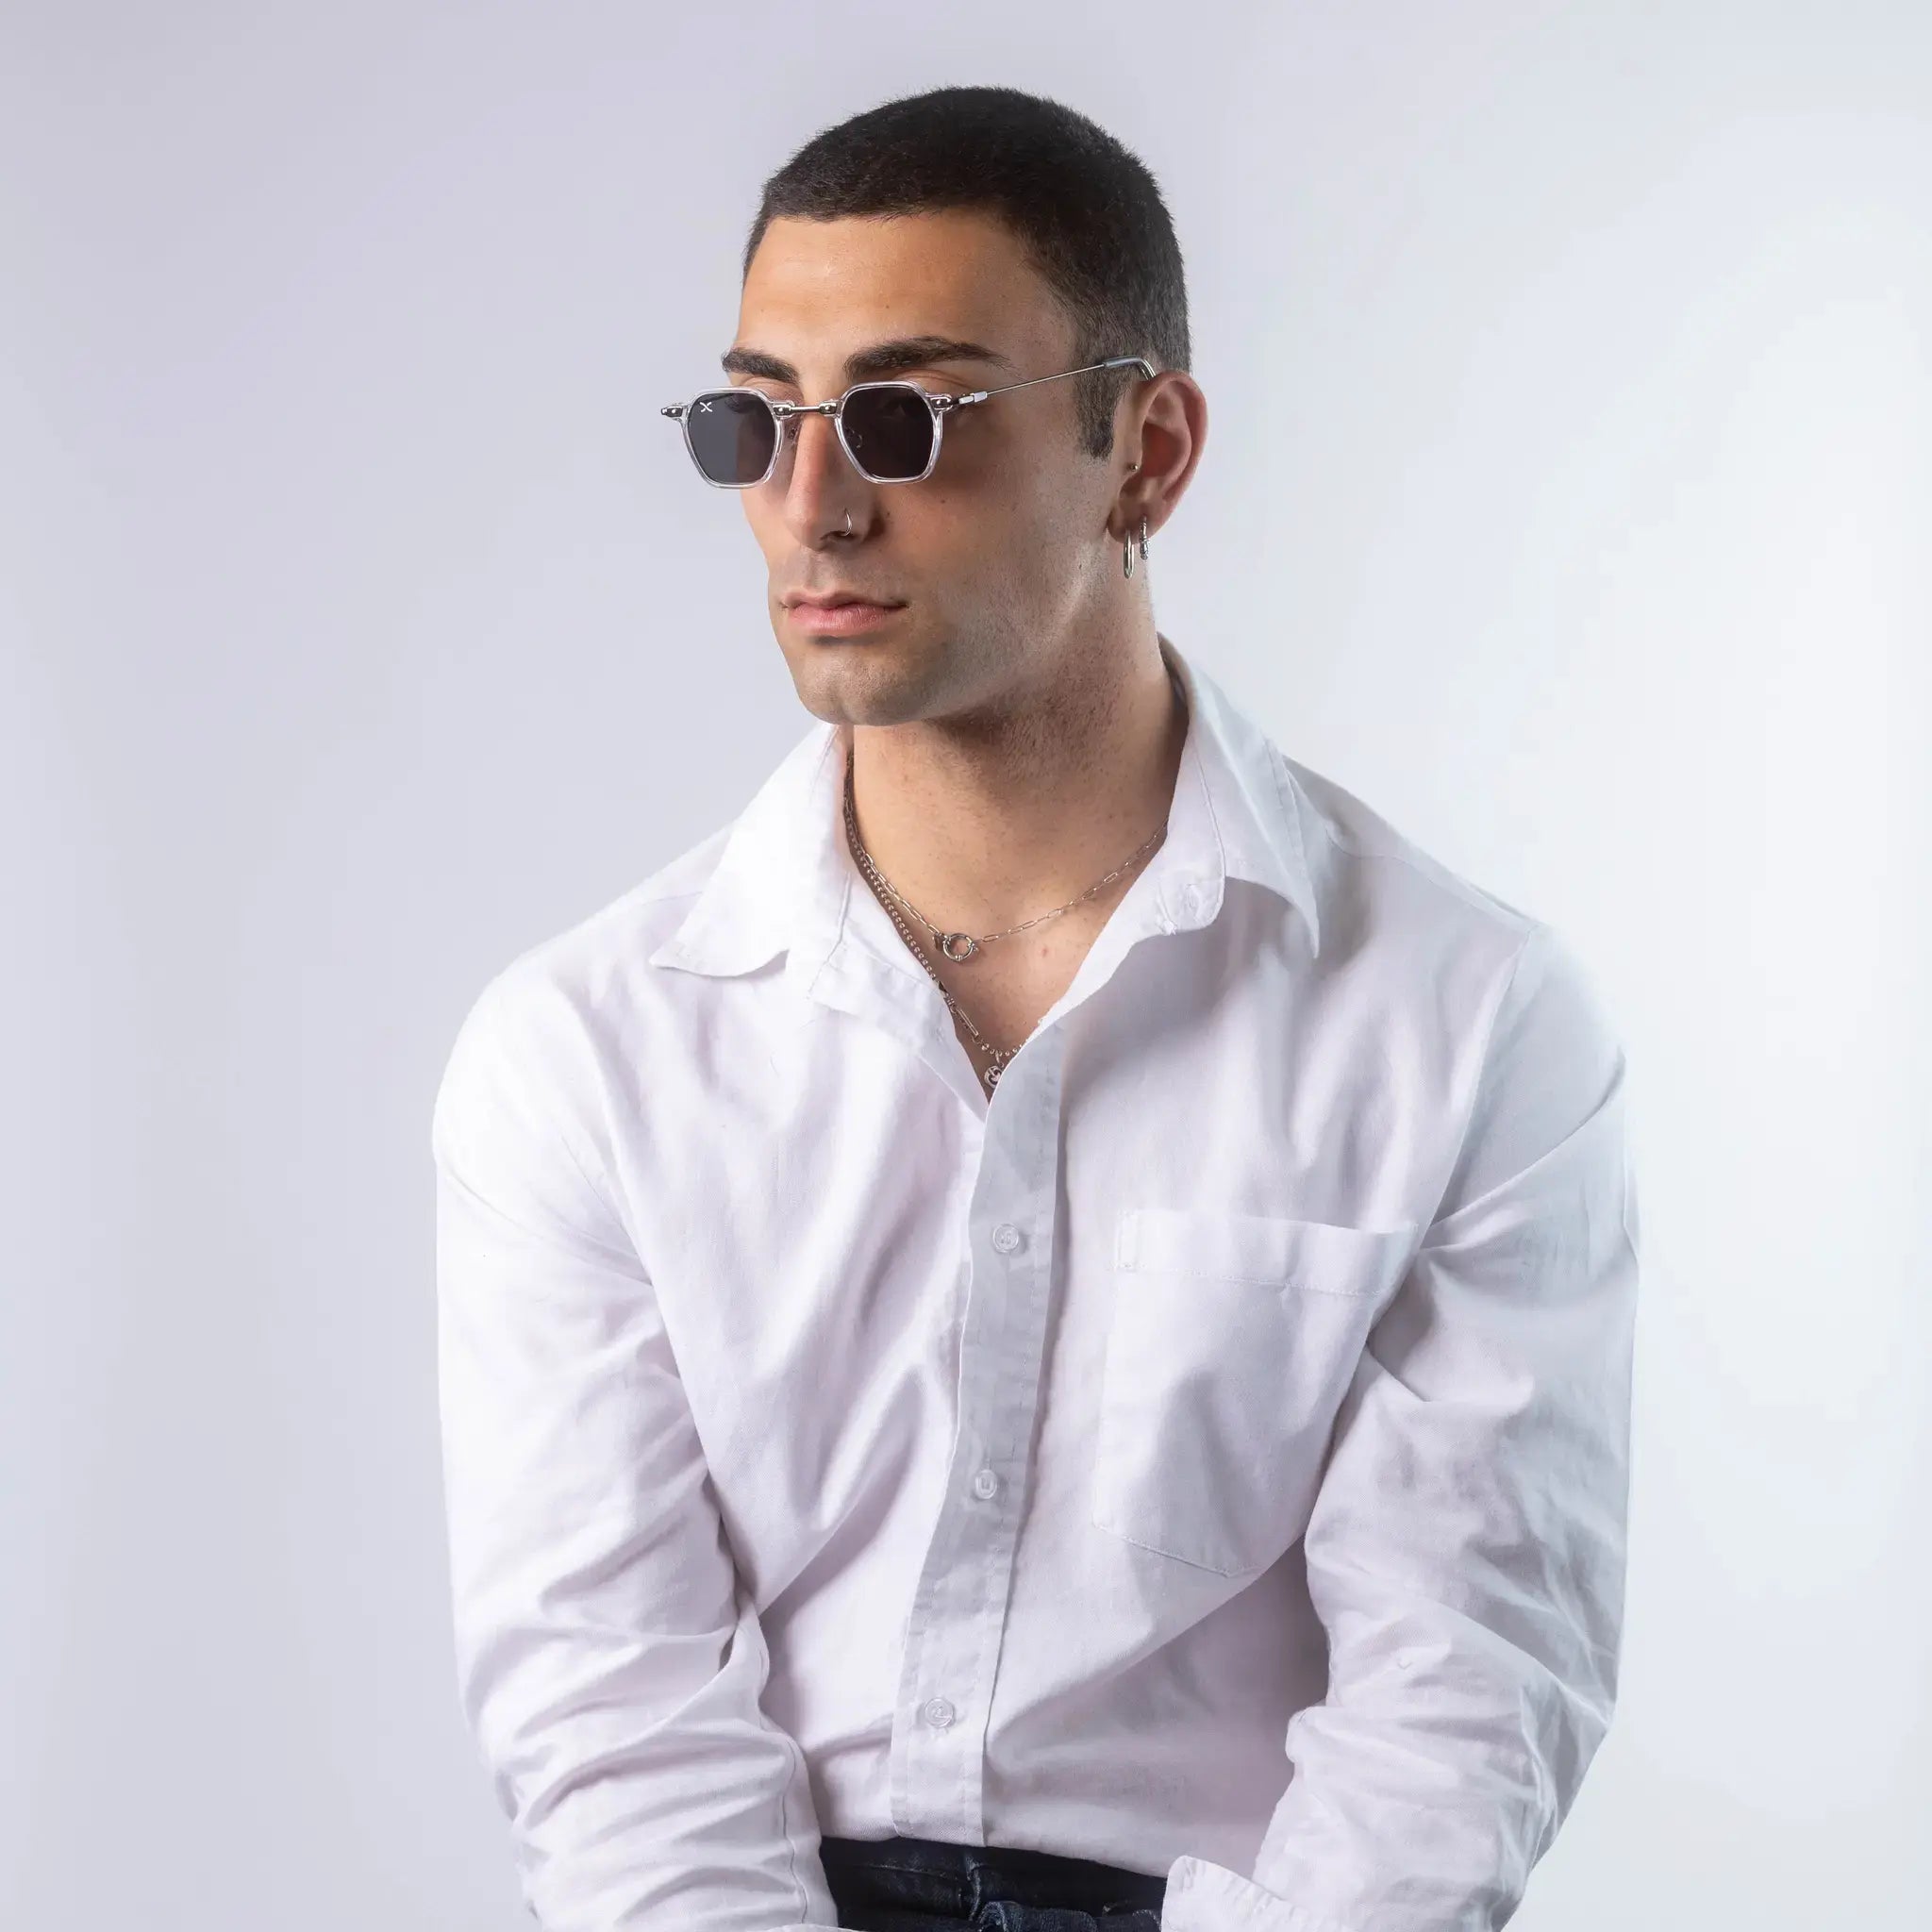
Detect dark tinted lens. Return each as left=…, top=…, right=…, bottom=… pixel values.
left=685, top=390, right=777, bottom=485
left=841, top=385, right=937, bottom=480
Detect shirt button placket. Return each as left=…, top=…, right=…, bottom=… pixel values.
left=891, top=1038, right=1062, bottom=1842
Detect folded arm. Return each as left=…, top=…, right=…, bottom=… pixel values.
left=1165, top=920, right=1641, bottom=1932
left=432, top=968, right=843, bottom=1931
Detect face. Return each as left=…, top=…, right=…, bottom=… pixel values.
left=725, top=209, right=1144, bottom=729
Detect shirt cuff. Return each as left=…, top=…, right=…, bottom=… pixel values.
left=1163, top=1857, right=1359, bottom=1932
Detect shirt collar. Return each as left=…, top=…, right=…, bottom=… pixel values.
left=647, top=632, right=1323, bottom=984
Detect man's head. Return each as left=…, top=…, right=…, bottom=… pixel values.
left=723, top=86, right=1206, bottom=733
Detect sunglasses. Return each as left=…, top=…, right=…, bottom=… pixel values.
left=660, top=355, right=1154, bottom=488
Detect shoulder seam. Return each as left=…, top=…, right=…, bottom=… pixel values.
left=1421, top=920, right=1546, bottom=1239
left=1324, top=824, right=1538, bottom=935
left=480, top=967, right=639, bottom=1264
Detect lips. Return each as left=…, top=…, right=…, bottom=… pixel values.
left=789, top=599, right=903, bottom=637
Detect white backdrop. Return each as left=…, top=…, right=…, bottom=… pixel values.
left=4, top=4, right=1926, bottom=1927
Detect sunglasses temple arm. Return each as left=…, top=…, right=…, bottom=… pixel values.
left=959, top=356, right=1155, bottom=406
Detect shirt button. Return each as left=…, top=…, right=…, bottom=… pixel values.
left=971, top=1467, right=1000, bottom=1500
left=922, top=1696, right=957, bottom=1728
left=1178, top=880, right=1206, bottom=917
left=991, top=1223, right=1024, bottom=1254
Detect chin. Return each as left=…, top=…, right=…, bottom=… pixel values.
left=790, top=643, right=947, bottom=730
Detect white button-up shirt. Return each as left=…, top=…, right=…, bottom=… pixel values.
left=431, top=633, right=1640, bottom=1932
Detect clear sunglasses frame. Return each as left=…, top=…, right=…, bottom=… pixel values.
left=659, top=354, right=1156, bottom=488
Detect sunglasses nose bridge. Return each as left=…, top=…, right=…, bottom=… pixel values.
left=772, top=398, right=840, bottom=422
left=773, top=396, right=863, bottom=491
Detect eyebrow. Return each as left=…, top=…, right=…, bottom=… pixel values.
left=719, top=334, right=1018, bottom=386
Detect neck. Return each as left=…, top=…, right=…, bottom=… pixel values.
left=841, top=631, right=1190, bottom=933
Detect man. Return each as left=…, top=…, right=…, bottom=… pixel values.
left=431, top=84, right=1640, bottom=1932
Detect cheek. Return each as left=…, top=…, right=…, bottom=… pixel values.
left=741, top=492, right=785, bottom=554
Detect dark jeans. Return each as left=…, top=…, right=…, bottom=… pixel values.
left=819, top=1832, right=1165, bottom=1931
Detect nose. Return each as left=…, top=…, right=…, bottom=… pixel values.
left=779, top=408, right=871, bottom=547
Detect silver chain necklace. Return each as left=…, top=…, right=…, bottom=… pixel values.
left=841, top=748, right=1168, bottom=1093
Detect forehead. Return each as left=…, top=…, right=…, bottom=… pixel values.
left=735, top=209, right=1070, bottom=373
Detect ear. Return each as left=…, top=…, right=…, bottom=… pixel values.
left=1114, top=373, right=1207, bottom=542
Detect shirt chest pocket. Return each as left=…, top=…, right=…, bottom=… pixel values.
left=1091, top=1206, right=1419, bottom=1577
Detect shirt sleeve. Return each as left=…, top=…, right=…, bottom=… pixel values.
left=431, top=968, right=844, bottom=1932
left=1163, top=920, right=1641, bottom=1932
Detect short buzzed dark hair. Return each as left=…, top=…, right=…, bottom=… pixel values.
left=742, top=85, right=1191, bottom=461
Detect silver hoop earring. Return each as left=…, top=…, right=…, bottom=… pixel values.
left=843, top=510, right=853, bottom=534
left=1122, top=517, right=1150, bottom=578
